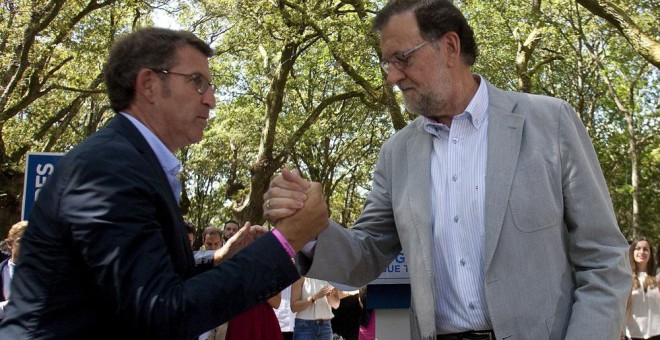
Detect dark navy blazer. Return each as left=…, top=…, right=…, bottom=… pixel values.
left=0, top=115, right=298, bottom=339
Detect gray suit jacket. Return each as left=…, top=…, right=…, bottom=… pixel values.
left=301, top=81, right=631, bottom=340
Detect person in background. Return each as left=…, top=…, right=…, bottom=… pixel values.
left=225, top=286, right=283, bottom=339
left=0, top=240, right=9, bottom=262
left=185, top=220, right=196, bottom=248
left=223, top=220, right=240, bottom=242
left=0, top=221, right=27, bottom=319
left=331, top=289, right=361, bottom=340
left=357, top=287, right=374, bottom=340
left=624, top=236, right=660, bottom=340
left=291, top=277, right=339, bottom=340
left=656, top=246, right=660, bottom=277
left=198, top=223, right=228, bottom=340
left=263, top=0, right=630, bottom=338
left=224, top=230, right=284, bottom=340
left=274, top=285, right=296, bottom=340
left=0, top=27, right=328, bottom=339
left=202, top=226, right=224, bottom=250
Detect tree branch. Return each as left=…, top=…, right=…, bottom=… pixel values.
left=576, top=0, right=659, bottom=68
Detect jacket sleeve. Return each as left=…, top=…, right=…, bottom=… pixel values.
left=302, top=139, right=402, bottom=286
left=556, top=101, right=631, bottom=339
left=60, top=152, right=299, bottom=338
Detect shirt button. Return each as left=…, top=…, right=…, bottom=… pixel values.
left=452, top=138, right=458, bottom=144
left=452, top=175, right=457, bottom=181
left=453, top=215, right=459, bottom=222
left=469, top=302, right=476, bottom=310
left=459, top=259, right=466, bottom=266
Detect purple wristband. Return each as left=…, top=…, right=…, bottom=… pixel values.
left=271, top=229, right=296, bottom=258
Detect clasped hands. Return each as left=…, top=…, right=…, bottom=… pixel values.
left=263, top=168, right=329, bottom=252
left=213, top=168, right=328, bottom=265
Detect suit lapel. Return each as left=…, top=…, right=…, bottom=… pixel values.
left=108, top=115, right=193, bottom=275
left=483, top=85, right=524, bottom=272
left=109, top=115, right=181, bottom=213
left=406, top=119, right=435, bottom=277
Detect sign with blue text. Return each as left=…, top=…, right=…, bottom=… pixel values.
left=371, top=252, right=410, bottom=285
left=22, top=152, right=64, bottom=220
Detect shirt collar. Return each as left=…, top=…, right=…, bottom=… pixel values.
left=423, top=74, right=489, bottom=132
left=119, top=112, right=182, bottom=176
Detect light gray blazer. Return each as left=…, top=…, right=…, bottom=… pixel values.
left=301, top=81, right=631, bottom=340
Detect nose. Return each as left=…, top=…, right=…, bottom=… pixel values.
left=202, top=88, right=216, bottom=109
left=385, top=67, right=405, bottom=86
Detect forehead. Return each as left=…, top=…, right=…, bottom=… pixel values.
left=636, top=241, right=650, bottom=248
left=225, top=223, right=239, bottom=230
left=172, top=45, right=211, bottom=74
left=379, top=11, right=422, bottom=55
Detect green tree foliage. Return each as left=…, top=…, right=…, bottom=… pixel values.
left=0, top=0, right=658, bottom=245
left=461, top=0, right=659, bottom=242
left=0, top=0, right=181, bottom=233
left=179, top=0, right=392, bottom=226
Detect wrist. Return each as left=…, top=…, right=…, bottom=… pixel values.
left=271, top=229, right=296, bottom=258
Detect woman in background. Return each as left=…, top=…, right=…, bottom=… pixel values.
left=624, top=236, right=660, bottom=340
left=225, top=292, right=282, bottom=340
left=357, top=287, right=374, bottom=340
left=274, top=285, right=296, bottom=340
left=290, top=277, right=339, bottom=340
left=225, top=229, right=283, bottom=340
left=331, top=288, right=361, bottom=340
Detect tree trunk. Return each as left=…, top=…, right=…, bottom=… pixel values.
left=234, top=40, right=300, bottom=224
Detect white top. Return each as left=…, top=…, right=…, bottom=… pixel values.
left=295, top=278, right=334, bottom=321
left=625, top=272, right=660, bottom=338
left=274, top=285, right=296, bottom=332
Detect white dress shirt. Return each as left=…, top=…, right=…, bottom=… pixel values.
left=0, top=260, right=15, bottom=318
left=2, top=260, right=13, bottom=300
left=424, top=76, right=491, bottom=333
left=120, top=113, right=182, bottom=202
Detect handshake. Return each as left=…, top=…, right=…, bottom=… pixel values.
left=263, top=169, right=330, bottom=252
left=213, top=169, right=328, bottom=265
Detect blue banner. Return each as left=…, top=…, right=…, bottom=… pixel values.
left=22, top=152, right=64, bottom=220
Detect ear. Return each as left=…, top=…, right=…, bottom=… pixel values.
left=135, top=68, right=159, bottom=104
left=442, top=31, right=462, bottom=68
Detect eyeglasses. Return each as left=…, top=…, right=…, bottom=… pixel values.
left=150, top=69, right=215, bottom=95
left=380, top=41, right=430, bottom=74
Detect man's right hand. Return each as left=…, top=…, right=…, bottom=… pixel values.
left=263, top=169, right=310, bottom=224
left=274, top=181, right=329, bottom=252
